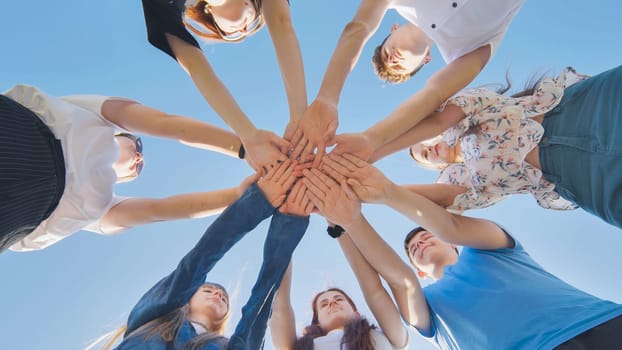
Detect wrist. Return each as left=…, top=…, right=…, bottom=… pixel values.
left=362, top=128, right=383, bottom=151
left=315, top=94, right=339, bottom=108
left=326, top=224, right=345, bottom=239
left=238, top=143, right=246, bottom=159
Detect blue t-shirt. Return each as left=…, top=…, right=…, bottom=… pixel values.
left=419, top=235, right=622, bottom=349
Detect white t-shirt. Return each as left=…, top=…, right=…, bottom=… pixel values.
left=389, top=0, right=525, bottom=63
left=313, top=328, right=408, bottom=350
left=4, top=84, right=130, bottom=251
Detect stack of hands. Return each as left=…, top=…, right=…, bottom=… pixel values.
left=243, top=99, right=374, bottom=174
left=245, top=151, right=394, bottom=231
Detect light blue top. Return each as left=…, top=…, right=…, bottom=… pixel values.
left=419, top=232, right=622, bottom=350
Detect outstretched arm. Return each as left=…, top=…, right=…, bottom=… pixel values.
left=269, top=262, right=297, bottom=350
left=166, top=34, right=289, bottom=170
left=102, top=99, right=242, bottom=158
left=98, top=174, right=259, bottom=233
left=333, top=46, right=490, bottom=161
left=263, top=0, right=308, bottom=141
left=303, top=168, right=428, bottom=335
left=369, top=104, right=466, bottom=162
left=364, top=46, right=491, bottom=154
left=331, top=153, right=511, bottom=250
left=338, top=228, right=414, bottom=345
left=293, top=0, right=391, bottom=165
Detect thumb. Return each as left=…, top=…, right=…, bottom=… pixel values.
left=341, top=181, right=357, bottom=200
left=270, top=132, right=292, bottom=152
left=346, top=178, right=364, bottom=196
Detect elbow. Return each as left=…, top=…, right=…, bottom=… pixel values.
left=342, top=20, right=374, bottom=42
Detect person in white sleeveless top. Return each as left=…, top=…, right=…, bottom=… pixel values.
left=2, top=84, right=252, bottom=252
left=290, top=0, right=525, bottom=169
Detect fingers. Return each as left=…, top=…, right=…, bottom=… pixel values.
left=270, top=132, right=292, bottom=154
left=340, top=181, right=357, bottom=201
left=327, top=153, right=360, bottom=173
left=304, top=184, right=326, bottom=212
left=300, top=139, right=316, bottom=163
left=288, top=127, right=303, bottom=145
left=341, top=153, right=367, bottom=168
left=275, top=159, right=293, bottom=179
left=302, top=169, right=331, bottom=194
left=346, top=178, right=365, bottom=199
left=321, top=155, right=351, bottom=178
left=262, top=160, right=281, bottom=181
left=290, top=136, right=308, bottom=160
left=311, top=140, right=325, bottom=168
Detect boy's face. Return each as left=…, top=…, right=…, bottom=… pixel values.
left=406, top=230, right=457, bottom=273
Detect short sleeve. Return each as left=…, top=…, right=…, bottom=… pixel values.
left=60, top=95, right=134, bottom=132
left=141, top=0, right=200, bottom=59
left=83, top=194, right=131, bottom=235
left=439, top=88, right=508, bottom=146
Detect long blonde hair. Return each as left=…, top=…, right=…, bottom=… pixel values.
left=95, top=284, right=231, bottom=349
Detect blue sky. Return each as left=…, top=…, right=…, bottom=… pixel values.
left=1, top=1, right=621, bottom=349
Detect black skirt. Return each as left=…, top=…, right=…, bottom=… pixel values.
left=0, top=94, right=65, bottom=252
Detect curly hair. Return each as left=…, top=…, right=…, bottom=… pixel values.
left=371, top=34, right=423, bottom=84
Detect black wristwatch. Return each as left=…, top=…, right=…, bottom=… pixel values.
left=327, top=225, right=345, bottom=239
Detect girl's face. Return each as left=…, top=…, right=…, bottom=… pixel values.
left=189, top=284, right=229, bottom=322
left=315, top=290, right=358, bottom=332
left=210, top=0, right=258, bottom=38
left=113, top=135, right=143, bottom=181
left=410, top=141, right=452, bottom=168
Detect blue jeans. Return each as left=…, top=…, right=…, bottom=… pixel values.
left=117, top=184, right=308, bottom=350
left=228, top=212, right=308, bottom=350
left=539, top=65, right=622, bottom=229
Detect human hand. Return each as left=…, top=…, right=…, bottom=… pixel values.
left=279, top=180, right=314, bottom=216
left=302, top=168, right=361, bottom=228
left=330, top=132, right=374, bottom=162
left=321, top=153, right=392, bottom=204
left=293, top=98, right=339, bottom=167
left=237, top=172, right=261, bottom=197
left=243, top=128, right=291, bottom=173
left=283, top=118, right=299, bottom=145
left=257, top=160, right=298, bottom=207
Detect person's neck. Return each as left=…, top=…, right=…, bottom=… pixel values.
left=430, top=254, right=459, bottom=281
left=406, top=22, right=433, bottom=50
left=188, top=315, right=214, bottom=333
left=453, top=143, right=463, bottom=163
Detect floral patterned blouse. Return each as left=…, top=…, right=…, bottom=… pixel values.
left=430, top=67, right=589, bottom=211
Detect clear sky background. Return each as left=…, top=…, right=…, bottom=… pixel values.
left=1, top=1, right=621, bottom=349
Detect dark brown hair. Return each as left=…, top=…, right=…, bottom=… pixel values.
left=404, top=226, right=459, bottom=265
left=294, top=288, right=377, bottom=350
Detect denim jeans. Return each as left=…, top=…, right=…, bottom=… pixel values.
left=540, top=65, right=622, bottom=229
left=228, top=212, right=309, bottom=350
left=117, top=184, right=310, bottom=349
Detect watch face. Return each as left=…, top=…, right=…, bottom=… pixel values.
left=327, top=225, right=345, bottom=238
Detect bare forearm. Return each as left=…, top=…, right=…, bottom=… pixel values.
left=369, top=108, right=462, bottom=162
left=187, top=67, right=256, bottom=140
left=160, top=115, right=241, bottom=157
left=269, top=262, right=297, bottom=350
left=366, top=87, right=446, bottom=150
left=167, top=34, right=257, bottom=140
left=266, top=12, right=308, bottom=122
left=316, top=21, right=374, bottom=104
left=342, top=215, right=426, bottom=327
